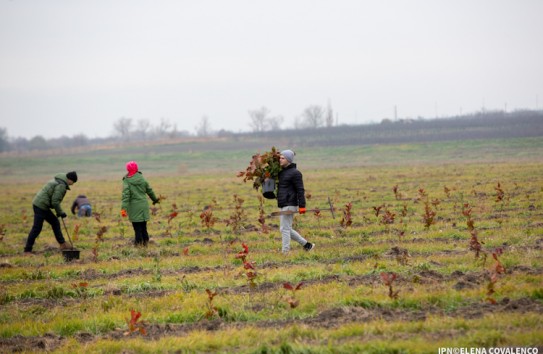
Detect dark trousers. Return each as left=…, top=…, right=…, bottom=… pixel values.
left=25, top=205, right=65, bottom=252
left=132, top=221, right=149, bottom=246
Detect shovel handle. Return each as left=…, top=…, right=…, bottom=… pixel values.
left=61, top=218, right=74, bottom=249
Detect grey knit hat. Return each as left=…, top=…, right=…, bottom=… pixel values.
left=280, top=150, right=295, bottom=163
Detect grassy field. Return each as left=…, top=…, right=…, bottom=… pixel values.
left=1, top=136, right=542, bottom=181
left=0, top=137, right=542, bottom=353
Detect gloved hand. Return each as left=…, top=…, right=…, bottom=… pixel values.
left=153, top=199, right=160, bottom=205
left=299, top=207, right=306, bottom=214
left=121, top=209, right=127, bottom=217
left=58, top=212, right=67, bottom=219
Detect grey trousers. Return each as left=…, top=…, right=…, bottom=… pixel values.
left=280, top=206, right=307, bottom=253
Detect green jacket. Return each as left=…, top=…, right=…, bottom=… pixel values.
left=121, top=172, right=158, bottom=222
left=32, top=173, right=71, bottom=216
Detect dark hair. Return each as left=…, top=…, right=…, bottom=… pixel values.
left=66, top=171, right=78, bottom=183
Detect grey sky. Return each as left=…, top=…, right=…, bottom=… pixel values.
left=1, top=0, right=542, bottom=139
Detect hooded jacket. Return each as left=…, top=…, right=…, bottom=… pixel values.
left=277, top=163, right=306, bottom=208
left=121, top=171, right=158, bottom=222
left=32, top=173, right=70, bottom=216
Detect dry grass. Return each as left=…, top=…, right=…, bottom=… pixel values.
left=0, top=145, right=542, bottom=352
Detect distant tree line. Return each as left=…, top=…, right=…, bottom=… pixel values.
left=248, top=103, right=335, bottom=132
left=112, top=117, right=191, bottom=141
left=0, top=117, right=191, bottom=153
left=0, top=102, right=335, bottom=152
left=1, top=109, right=542, bottom=153
left=247, top=109, right=543, bottom=147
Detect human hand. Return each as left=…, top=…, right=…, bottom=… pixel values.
left=58, top=212, right=67, bottom=219
left=299, top=207, right=306, bottom=214
left=121, top=209, right=127, bottom=217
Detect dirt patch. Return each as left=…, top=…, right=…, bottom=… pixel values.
left=3, top=297, right=541, bottom=353
left=6, top=266, right=540, bottom=310
left=74, top=331, right=95, bottom=343
left=0, top=333, right=64, bottom=353
left=81, top=264, right=218, bottom=282
left=452, top=271, right=485, bottom=290
left=509, top=265, right=542, bottom=275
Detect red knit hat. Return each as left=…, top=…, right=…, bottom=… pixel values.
left=126, top=161, right=138, bottom=177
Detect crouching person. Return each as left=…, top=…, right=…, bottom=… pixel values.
left=71, top=194, right=92, bottom=217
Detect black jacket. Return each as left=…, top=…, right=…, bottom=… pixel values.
left=277, top=163, right=306, bottom=208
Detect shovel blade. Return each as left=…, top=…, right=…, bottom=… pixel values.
left=62, top=249, right=80, bottom=262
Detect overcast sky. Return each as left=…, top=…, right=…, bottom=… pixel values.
left=1, top=0, right=542, bottom=139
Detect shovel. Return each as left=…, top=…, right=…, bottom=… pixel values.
left=61, top=218, right=80, bottom=261
left=268, top=197, right=336, bottom=219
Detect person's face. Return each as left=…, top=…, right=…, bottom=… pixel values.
left=279, top=155, right=289, bottom=168
left=67, top=179, right=74, bottom=186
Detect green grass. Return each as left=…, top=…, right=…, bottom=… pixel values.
left=0, top=137, right=542, bottom=352
left=2, top=136, right=543, bottom=182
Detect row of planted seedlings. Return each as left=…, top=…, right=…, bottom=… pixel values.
left=3, top=164, right=535, bottom=346
left=3, top=169, right=541, bottom=273
left=1, top=170, right=541, bottom=342
left=2, top=233, right=535, bottom=339
left=4, top=175, right=540, bottom=267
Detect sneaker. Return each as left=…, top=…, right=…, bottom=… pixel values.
left=303, top=242, right=314, bottom=251
left=59, top=242, right=71, bottom=250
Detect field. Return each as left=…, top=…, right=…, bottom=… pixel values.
left=0, top=137, right=542, bottom=353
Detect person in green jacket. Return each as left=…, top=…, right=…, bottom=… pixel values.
left=24, top=171, right=78, bottom=254
left=121, top=161, right=160, bottom=246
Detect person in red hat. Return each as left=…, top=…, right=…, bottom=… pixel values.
left=24, top=171, right=78, bottom=254
left=121, top=161, right=160, bottom=246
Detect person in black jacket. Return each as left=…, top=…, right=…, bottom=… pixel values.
left=277, top=149, right=314, bottom=253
